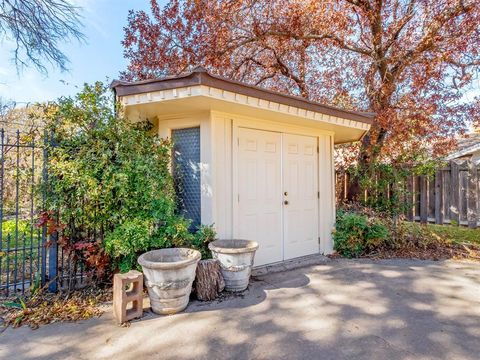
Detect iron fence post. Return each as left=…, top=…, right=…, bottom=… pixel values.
left=41, top=130, right=48, bottom=286
left=48, top=231, right=58, bottom=292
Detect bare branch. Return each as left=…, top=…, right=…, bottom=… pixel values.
left=0, top=0, right=85, bottom=74
left=383, top=0, right=417, bottom=53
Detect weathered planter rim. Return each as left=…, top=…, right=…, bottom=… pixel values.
left=138, top=248, right=201, bottom=270
left=209, top=239, right=259, bottom=254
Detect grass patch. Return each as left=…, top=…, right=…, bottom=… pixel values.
left=415, top=223, right=480, bottom=246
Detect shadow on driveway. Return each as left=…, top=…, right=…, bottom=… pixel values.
left=1, top=258, right=479, bottom=360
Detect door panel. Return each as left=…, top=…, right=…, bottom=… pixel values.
left=236, top=128, right=319, bottom=266
left=282, top=133, right=319, bottom=260
left=237, top=128, right=283, bottom=266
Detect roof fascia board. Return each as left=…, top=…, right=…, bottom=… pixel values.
left=446, top=143, right=480, bottom=160
left=120, top=84, right=370, bottom=131
left=113, top=71, right=374, bottom=125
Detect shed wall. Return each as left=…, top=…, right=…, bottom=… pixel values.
left=156, top=110, right=335, bottom=255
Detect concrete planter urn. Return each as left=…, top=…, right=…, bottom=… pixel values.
left=208, top=239, right=259, bottom=292
left=138, top=248, right=201, bottom=315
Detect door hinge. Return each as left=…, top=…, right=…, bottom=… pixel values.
left=318, top=236, right=321, bottom=244
left=317, top=191, right=320, bottom=199
left=237, top=137, right=240, bottom=146
left=317, top=145, right=319, bottom=153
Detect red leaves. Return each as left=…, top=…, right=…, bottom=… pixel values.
left=79, top=241, right=110, bottom=279
left=122, top=0, right=480, bottom=163
left=36, top=211, right=110, bottom=279
left=36, top=211, right=64, bottom=235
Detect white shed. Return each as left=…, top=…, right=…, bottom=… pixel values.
left=112, top=67, right=373, bottom=266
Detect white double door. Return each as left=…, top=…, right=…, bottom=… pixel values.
left=236, top=128, right=319, bottom=266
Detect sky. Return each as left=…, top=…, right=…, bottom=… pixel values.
left=0, top=0, right=167, bottom=105
left=0, top=0, right=478, bottom=109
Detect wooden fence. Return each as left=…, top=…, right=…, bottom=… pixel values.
left=336, top=160, right=480, bottom=228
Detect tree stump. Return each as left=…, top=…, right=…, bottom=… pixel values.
left=193, top=259, right=225, bottom=301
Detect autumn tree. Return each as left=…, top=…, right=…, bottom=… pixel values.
left=123, top=0, right=480, bottom=168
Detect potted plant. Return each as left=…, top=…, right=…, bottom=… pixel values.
left=138, top=248, right=201, bottom=314
left=208, top=239, right=259, bottom=292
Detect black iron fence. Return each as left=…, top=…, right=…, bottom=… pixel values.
left=0, top=128, right=81, bottom=297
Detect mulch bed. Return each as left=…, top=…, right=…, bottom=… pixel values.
left=373, top=242, right=480, bottom=261
left=329, top=242, right=480, bottom=262
left=0, top=287, right=112, bottom=330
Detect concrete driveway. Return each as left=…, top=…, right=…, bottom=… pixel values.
left=1, top=258, right=479, bottom=360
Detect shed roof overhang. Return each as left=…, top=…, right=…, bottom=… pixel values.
left=111, top=68, right=373, bottom=144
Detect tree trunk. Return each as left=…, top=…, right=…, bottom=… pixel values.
left=347, top=137, right=370, bottom=202
left=346, top=178, right=362, bottom=202
left=347, top=129, right=381, bottom=202
left=193, top=259, right=225, bottom=301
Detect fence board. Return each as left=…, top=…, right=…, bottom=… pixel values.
left=419, top=176, right=428, bottom=223
left=478, top=174, right=480, bottom=225
left=443, top=170, right=451, bottom=222
left=450, top=162, right=460, bottom=224
left=428, top=177, right=435, bottom=220
left=435, top=170, right=444, bottom=224
left=467, top=162, right=478, bottom=228
left=406, top=177, right=414, bottom=221
left=460, top=170, right=468, bottom=223
left=414, top=176, right=421, bottom=219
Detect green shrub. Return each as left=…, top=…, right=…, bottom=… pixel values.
left=333, top=210, right=389, bottom=258
left=104, top=219, right=155, bottom=273
left=365, top=220, right=390, bottom=248
left=39, top=81, right=214, bottom=275
left=333, top=211, right=367, bottom=257
left=189, top=224, right=217, bottom=259
left=104, top=220, right=216, bottom=272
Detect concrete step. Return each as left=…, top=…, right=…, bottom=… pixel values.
left=251, top=253, right=330, bottom=277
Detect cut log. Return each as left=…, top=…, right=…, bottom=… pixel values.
left=193, top=259, right=225, bottom=301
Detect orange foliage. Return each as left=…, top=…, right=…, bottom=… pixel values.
left=122, top=0, right=480, bottom=163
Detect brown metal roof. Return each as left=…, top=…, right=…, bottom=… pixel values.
left=111, top=67, right=374, bottom=125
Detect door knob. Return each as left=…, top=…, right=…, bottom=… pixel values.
left=284, top=191, right=288, bottom=196
left=284, top=200, right=289, bottom=205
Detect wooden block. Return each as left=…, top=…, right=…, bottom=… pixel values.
left=113, top=270, right=144, bottom=325
left=194, top=259, right=225, bottom=301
